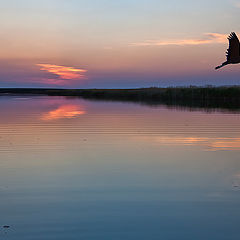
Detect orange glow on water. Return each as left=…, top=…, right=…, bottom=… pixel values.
left=210, top=138, right=240, bottom=150
left=135, top=136, right=240, bottom=151
left=37, top=64, right=87, bottom=80
left=42, top=105, right=86, bottom=121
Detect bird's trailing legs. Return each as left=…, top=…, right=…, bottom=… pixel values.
left=215, top=61, right=228, bottom=70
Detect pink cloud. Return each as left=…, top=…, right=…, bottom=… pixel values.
left=37, top=64, right=88, bottom=84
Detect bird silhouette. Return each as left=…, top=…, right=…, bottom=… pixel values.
left=215, top=32, right=240, bottom=70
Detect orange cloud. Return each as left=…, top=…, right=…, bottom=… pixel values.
left=42, top=105, right=86, bottom=121
left=131, top=33, right=229, bottom=47
left=37, top=64, right=87, bottom=80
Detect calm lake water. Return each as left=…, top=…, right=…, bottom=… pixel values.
left=0, top=95, right=240, bottom=240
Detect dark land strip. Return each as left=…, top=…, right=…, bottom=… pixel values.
left=1, top=87, right=240, bottom=111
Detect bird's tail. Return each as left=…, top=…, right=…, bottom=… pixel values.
left=215, top=62, right=228, bottom=70
left=215, top=65, right=223, bottom=70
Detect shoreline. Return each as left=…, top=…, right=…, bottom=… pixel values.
left=0, top=86, right=240, bottom=110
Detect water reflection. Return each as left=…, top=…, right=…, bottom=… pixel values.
left=0, top=96, right=240, bottom=240
left=41, top=104, right=86, bottom=121
left=135, top=136, right=240, bottom=151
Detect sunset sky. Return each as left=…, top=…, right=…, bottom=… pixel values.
left=0, top=0, right=240, bottom=88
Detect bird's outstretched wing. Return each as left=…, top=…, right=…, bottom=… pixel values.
left=226, top=32, right=240, bottom=62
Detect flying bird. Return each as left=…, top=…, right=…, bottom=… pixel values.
left=215, top=32, right=240, bottom=70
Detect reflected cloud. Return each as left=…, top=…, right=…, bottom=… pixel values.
left=131, top=33, right=228, bottom=47
left=42, top=105, right=86, bottom=121
left=154, top=136, right=209, bottom=146
left=37, top=64, right=87, bottom=80
left=210, top=138, right=240, bottom=150
left=136, top=136, right=240, bottom=151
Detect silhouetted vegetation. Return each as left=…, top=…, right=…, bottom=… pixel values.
left=1, top=86, right=240, bottom=111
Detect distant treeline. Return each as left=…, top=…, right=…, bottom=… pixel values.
left=1, top=86, right=240, bottom=110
